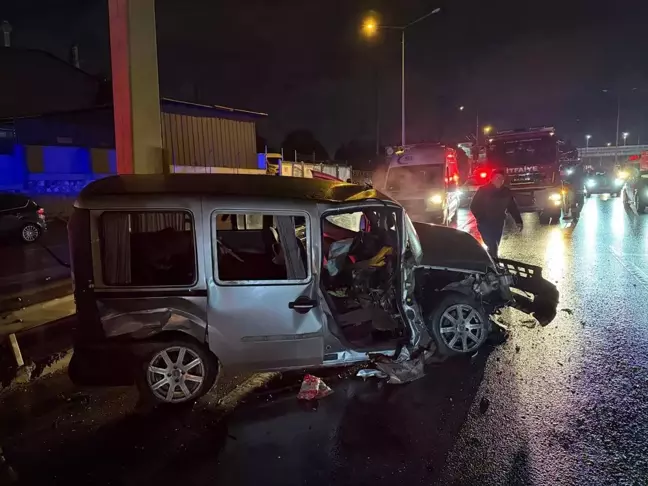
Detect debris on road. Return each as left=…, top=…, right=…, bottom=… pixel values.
left=297, top=374, right=333, bottom=400
left=374, top=348, right=427, bottom=385
left=356, top=369, right=388, bottom=380
left=521, top=318, right=537, bottom=328
left=479, top=396, right=490, bottom=414
left=560, top=308, right=574, bottom=315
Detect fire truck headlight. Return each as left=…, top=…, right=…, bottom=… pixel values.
left=429, top=194, right=444, bottom=204
left=566, top=168, right=574, bottom=176
left=549, top=193, right=562, bottom=202
left=614, top=178, right=624, bottom=186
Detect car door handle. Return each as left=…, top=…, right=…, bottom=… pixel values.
left=289, top=296, right=317, bottom=314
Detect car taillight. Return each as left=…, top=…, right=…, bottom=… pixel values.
left=479, top=171, right=488, bottom=179
left=37, top=208, right=45, bottom=219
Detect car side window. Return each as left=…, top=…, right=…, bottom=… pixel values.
left=99, top=211, right=197, bottom=287
left=213, top=212, right=309, bottom=283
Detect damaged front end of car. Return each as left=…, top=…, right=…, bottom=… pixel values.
left=406, top=221, right=559, bottom=356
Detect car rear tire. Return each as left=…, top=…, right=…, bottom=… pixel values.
left=136, top=338, right=219, bottom=406
left=426, top=293, right=489, bottom=356
left=20, top=223, right=41, bottom=243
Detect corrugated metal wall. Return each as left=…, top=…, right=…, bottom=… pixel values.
left=161, top=112, right=257, bottom=169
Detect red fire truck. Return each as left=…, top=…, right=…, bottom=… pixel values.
left=462, top=127, right=564, bottom=223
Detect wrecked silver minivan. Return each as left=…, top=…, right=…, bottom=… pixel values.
left=68, top=174, right=558, bottom=405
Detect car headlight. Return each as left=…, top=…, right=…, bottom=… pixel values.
left=586, top=179, right=596, bottom=187
left=618, top=171, right=629, bottom=179
left=566, top=168, right=574, bottom=176
left=429, top=194, right=443, bottom=204
left=614, top=178, right=623, bottom=186
left=548, top=193, right=562, bottom=202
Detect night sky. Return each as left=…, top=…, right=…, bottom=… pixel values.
left=4, top=0, right=648, bottom=155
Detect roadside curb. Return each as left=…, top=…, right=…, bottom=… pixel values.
left=206, top=372, right=280, bottom=415
left=0, top=282, right=72, bottom=315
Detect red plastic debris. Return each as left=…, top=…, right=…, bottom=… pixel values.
left=297, top=374, right=333, bottom=400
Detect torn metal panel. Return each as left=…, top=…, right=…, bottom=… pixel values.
left=98, top=297, right=207, bottom=342
left=374, top=347, right=427, bottom=385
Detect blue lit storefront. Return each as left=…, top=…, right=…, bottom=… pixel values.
left=0, top=99, right=263, bottom=203
left=0, top=107, right=116, bottom=196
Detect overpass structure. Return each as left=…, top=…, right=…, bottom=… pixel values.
left=578, top=145, right=648, bottom=167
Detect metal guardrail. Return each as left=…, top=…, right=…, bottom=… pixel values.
left=578, top=145, right=648, bottom=157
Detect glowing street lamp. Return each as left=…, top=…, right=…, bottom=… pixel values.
left=362, top=18, right=378, bottom=37
left=623, top=132, right=629, bottom=146
left=361, top=7, right=441, bottom=146
left=483, top=125, right=493, bottom=135
left=607, top=142, right=612, bottom=147
left=585, top=134, right=591, bottom=149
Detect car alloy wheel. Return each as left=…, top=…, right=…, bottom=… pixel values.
left=146, top=346, right=207, bottom=403
left=438, top=304, right=487, bottom=354
left=21, top=224, right=40, bottom=243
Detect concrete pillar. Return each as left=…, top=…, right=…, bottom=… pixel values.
left=108, top=0, right=163, bottom=174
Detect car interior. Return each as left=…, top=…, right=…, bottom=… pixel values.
left=320, top=207, right=406, bottom=349
left=216, top=214, right=307, bottom=281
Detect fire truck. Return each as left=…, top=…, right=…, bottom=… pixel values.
left=462, top=127, right=564, bottom=224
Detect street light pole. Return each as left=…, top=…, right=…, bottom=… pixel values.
left=586, top=134, right=591, bottom=149
left=401, top=29, right=405, bottom=146
left=615, top=95, right=620, bottom=162
left=362, top=8, right=440, bottom=148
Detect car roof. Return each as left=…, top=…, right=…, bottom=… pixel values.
left=78, top=174, right=394, bottom=204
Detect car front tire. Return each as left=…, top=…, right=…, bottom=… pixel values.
left=136, top=338, right=219, bottom=406
left=426, top=293, right=489, bottom=356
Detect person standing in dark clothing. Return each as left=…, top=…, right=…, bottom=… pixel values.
left=470, top=170, right=523, bottom=258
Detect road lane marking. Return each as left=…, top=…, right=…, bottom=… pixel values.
left=609, top=246, right=648, bottom=289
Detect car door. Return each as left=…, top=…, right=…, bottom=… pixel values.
left=0, top=194, right=27, bottom=234
left=206, top=208, right=325, bottom=371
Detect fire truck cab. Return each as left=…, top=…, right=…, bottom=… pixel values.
left=462, top=127, right=564, bottom=224
left=382, top=143, right=461, bottom=225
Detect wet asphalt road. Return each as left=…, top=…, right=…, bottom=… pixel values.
left=0, top=219, right=70, bottom=298
left=2, top=196, right=648, bottom=485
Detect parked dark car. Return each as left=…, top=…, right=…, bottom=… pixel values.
left=0, top=193, right=47, bottom=243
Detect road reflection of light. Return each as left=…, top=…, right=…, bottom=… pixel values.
left=544, top=227, right=566, bottom=282
left=611, top=198, right=626, bottom=242
left=582, top=199, right=599, bottom=260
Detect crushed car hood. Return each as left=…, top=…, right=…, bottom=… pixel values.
left=412, top=221, right=495, bottom=274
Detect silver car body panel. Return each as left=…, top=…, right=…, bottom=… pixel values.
left=99, top=298, right=207, bottom=342
left=76, top=175, right=514, bottom=375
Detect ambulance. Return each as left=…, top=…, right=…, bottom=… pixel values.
left=382, top=143, right=461, bottom=225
